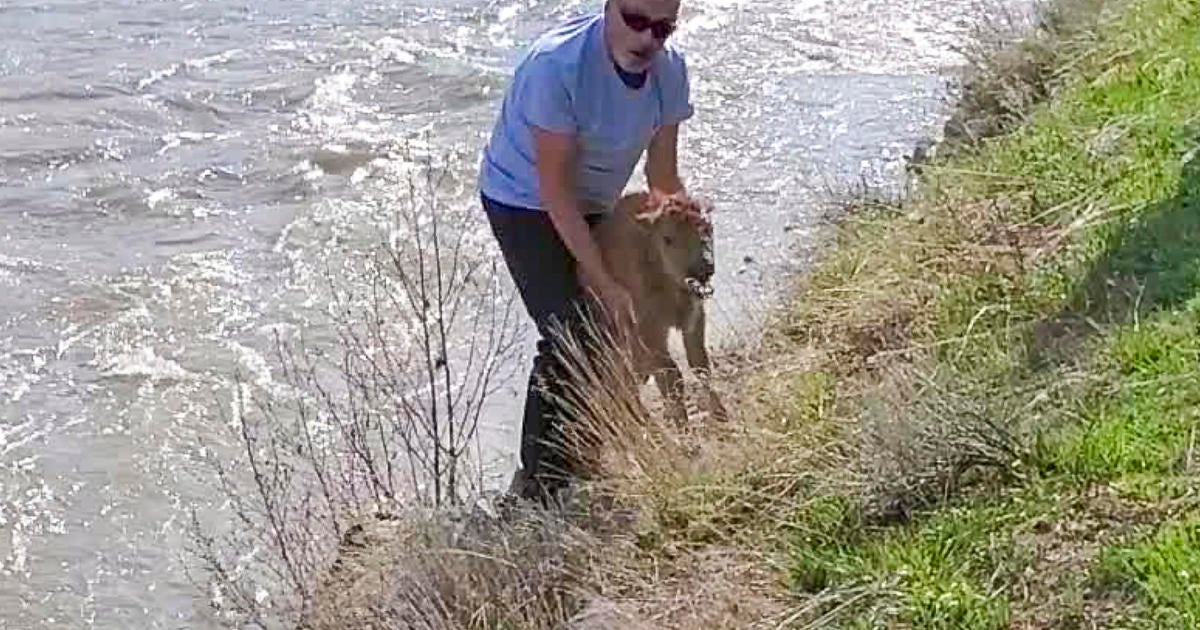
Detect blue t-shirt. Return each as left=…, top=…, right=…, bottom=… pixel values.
left=478, top=11, right=694, bottom=213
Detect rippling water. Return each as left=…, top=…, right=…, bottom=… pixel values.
left=1, top=0, right=1029, bottom=626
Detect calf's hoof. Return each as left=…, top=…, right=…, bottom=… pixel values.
left=707, top=389, right=731, bottom=423
left=665, top=401, right=688, bottom=426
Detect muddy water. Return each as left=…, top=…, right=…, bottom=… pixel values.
left=0, top=0, right=1030, bottom=626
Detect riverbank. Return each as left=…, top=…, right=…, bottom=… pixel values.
left=284, top=0, right=1200, bottom=626
left=665, top=0, right=1199, bottom=625
left=767, top=0, right=1200, bottom=624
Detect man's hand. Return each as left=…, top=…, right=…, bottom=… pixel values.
left=595, top=278, right=638, bottom=339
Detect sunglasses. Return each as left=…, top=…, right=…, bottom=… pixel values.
left=618, top=7, right=676, bottom=40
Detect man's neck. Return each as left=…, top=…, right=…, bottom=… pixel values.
left=612, top=55, right=648, bottom=89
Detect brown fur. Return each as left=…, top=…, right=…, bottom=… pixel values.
left=585, top=190, right=729, bottom=424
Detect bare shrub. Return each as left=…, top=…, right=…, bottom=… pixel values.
left=858, top=355, right=1038, bottom=522
left=188, top=151, right=525, bottom=627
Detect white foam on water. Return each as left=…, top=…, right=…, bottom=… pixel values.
left=157, top=131, right=221, bottom=155
left=1, top=417, right=47, bottom=457
left=184, top=48, right=244, bottom=71
left=145, top=188, right=174, bottom=210
left=306, top=71, right=359, bottom=113
left=9, top=527, right=28, bottom=575
left=497, top=3, right=522, bottom=22
left=1, top=348, right=45, bottom=409
left=266, top=39, right=301, bottom=52
left=293, top=159, right=325, bottom=182
left=291, top=70, right=394, bottom=146
left=224, top=340, right=286, bottom=398
left=8, top=381, right=30, bottom=404
left=0, top=254, right=54, bottom=274
left=373, top=36, right=419, bottom=65
left=1, top=468, right=68, bottom=579
left=97, top=346, right=191, bottom=381
left=136, top=64, right=180, bottom=91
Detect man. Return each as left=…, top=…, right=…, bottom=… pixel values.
left=479, top=0, right=694, bottom=502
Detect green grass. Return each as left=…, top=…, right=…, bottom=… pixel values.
left=785, top=496, right=1045, bottom=628
left=768, top=0, right=1200, bottom=625
left=1098, top=519, right=1200, bottom=628
left=1049, top=306, right=1200, bottom=482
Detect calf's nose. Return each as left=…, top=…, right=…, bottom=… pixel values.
left=689, top=259, right=715, bottom=283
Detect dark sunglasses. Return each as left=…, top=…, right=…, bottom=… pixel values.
left=619, top=8, right=676, bottom=40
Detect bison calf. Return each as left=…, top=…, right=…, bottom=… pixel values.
left=585, top=190, right=729, bottom=425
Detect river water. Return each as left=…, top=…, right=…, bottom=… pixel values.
left=1, top=0, right=1028, bottom=626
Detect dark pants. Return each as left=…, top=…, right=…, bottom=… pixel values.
left=482, top=194, right=603, bottom=500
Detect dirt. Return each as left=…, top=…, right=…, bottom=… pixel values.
left=1010, top=485, right=1187, bottom=629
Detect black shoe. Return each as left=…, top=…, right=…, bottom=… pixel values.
left=508, top=467, right=537, bottom=499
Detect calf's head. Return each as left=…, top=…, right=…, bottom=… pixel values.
left=636, top=192, right=716, bottom=298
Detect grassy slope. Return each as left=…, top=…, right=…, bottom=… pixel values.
left=772, top=0, right=1200, bottom=624
left=625, top=0, right=1200, bottom=627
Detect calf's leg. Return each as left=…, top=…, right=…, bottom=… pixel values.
left=683, top=303, right=730, bottom=422
left=642, top=321, right=687, bottom=425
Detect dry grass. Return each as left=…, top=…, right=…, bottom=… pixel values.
left=301, top=506, right=621, bottom=630
left=618, top=546, right=792, bottom=629
left=295, top=309, right=811, bottom=630
left=781, top=191, right=1088, bottom=376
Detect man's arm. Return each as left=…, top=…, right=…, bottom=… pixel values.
left=645, top=123, right=685, bottom=195
left=533, top=126, right=622, bottom=296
